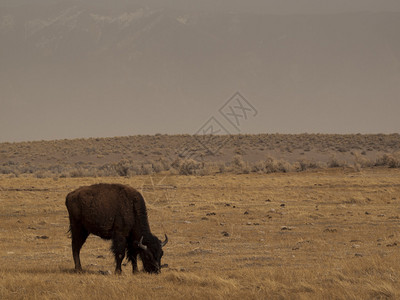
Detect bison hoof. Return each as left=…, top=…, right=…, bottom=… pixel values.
left=74, top=268, right=84, bottom=274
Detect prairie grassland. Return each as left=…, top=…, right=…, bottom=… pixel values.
left=0, top=168, right=400, bottom=299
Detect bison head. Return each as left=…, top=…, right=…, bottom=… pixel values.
left=138, top=234, right=168, bottom=273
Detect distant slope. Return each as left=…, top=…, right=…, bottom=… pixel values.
left=0, top=134, right=400, bottom=177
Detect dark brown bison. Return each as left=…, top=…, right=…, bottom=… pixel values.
left=65, top=183, right=168, bottom=274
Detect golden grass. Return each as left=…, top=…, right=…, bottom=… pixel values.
left=1, top=168, right=400, bottom=299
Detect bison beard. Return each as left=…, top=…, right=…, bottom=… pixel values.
left=65, top=183, right=168, bottom=274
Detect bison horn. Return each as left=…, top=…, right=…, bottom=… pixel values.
left=161, top=234, right=168, bottom=247
left=138, top=236, right=148, bottom=251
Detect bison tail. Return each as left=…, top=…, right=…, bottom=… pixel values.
left=66, top=225, right=72, bottom=237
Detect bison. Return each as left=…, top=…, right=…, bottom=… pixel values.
left=65, top=183, right=168, bottom=274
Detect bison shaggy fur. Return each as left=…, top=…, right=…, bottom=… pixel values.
left=65, top=183, right=167, bottom=274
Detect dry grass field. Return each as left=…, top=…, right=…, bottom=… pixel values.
left=1, top=168, right=400, bottom=299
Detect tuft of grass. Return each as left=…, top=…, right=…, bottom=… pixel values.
left=375, top=152, right=400, bottom=168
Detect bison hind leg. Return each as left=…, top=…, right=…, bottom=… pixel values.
left=70, top=224, right=89, bottom=272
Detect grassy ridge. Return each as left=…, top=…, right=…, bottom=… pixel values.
left=1, top=134, right=400, bottom=177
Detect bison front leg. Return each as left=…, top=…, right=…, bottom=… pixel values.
left=112, top=234, right=127, bottom=274
left=127, top=236, right=140, bottom=273
left=127, top=247, right=139, bottom=273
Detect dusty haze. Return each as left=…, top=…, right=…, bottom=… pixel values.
left=1, top=0, right=400, bottom=142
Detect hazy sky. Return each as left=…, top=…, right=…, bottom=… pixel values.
left=3, top=0, right=400, bottom=12
left=1, top=0, right=400, bottom=142
left=155, top=0, right=400, bottom=13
